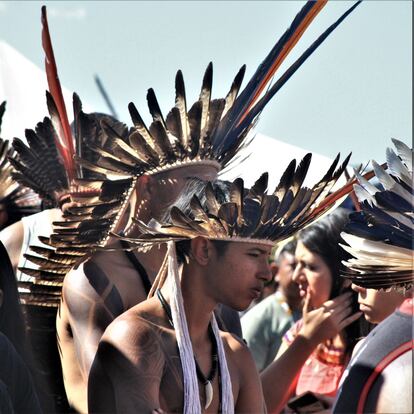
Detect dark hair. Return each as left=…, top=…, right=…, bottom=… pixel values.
left=296, top=208, right=362, bottom=352
left=0, top=241, right=30, bottom=360
left=297, top=208, right=351, bottom=298
left=162, top=177, right=232, bottom=263
left=275, top=239, right=297, bottom=264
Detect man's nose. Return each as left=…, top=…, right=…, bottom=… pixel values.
left=259, top=263, right=273, bottom=283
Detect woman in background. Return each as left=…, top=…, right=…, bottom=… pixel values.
left=262, top=209, right=362, bottom=413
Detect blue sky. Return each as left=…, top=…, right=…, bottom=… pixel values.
left=0, top=1, right=412, bottom=164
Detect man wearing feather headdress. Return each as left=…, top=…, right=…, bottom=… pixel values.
left=332, top=139, right=413, bottom=414
left=14, top=2, right=362, bottom=411
left=88, top=148, right=359, bottom=413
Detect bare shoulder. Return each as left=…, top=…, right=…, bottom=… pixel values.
left=221, top=330, right=251, bottom=358
left=99, top=299, right=169, bottom=370
left=0, top=219, right=23, bottom=245
left=220, top=330, right=258, bottom=381
left=366, top=350, right=412, bottom=413
left=0, top=219, right=24, bottom=268
left=61, top=260, right=125, bottom=337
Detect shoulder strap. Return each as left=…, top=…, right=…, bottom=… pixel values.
left=120, top=240, right=152, bottom=295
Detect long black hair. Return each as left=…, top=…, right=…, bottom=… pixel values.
left=297, top=208, right=352, bottom=299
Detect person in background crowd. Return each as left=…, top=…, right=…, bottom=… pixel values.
left=352, top=284, right=406, bottom=325
left=242, top=239, right=302, bottom=371
left=0, top=241, right=43, bottom=413
left=262, top=209, right=362, bottom=413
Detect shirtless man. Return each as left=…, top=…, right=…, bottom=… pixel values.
left=57, top=163, right=225, bottom=412
left=87, top=143, right=356, bottom=412
left=87, top=178, right=273, bottom=413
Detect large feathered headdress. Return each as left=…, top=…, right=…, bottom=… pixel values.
left=119, top=153, right=354, bottom=250
left=10, top=7, right=129, bottom=306
left=0, top=102, right=41, bottom=228
left=340, top=139, right=413, bottom=292
left=19, top=1, right=361, bottom=283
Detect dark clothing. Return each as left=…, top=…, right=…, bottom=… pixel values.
left=333, top=299, right=413, bottom=414
left=216, top=304, right=243, bottom=338
left=0, top=332, right=42, bottom=414
left=0, top=379, right=14, bottom=413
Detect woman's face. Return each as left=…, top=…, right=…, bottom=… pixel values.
left=292, top=241, right=332, bottom=309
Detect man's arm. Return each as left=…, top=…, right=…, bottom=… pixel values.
left=88, top=316, right=165, bottom=413
left=366, top=350, right=412, bottom=413
left=61, top=261, right=125, bottom=377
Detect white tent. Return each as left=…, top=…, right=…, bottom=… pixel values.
left=0, top=40, right=87, bottom=141
left=221, top=132, right=348, bottom=189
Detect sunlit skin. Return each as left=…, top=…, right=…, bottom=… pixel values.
left=351, top=284, right=405, bottom=324
left=88, top=239, right=272, bottom=413
left=57, top=164, right=222, bottom=413
left=203, top=241, right=274, bottom=312
left=292, top=241, right=332, bottom=309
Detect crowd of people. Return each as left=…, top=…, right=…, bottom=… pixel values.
left=0, top=2, right=412, bottom=413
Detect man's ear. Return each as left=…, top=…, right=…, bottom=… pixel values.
left=270, top=263, right=279, bottom=280
left=190, top=237, right=211, bottom=266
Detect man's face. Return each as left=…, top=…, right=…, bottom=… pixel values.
left=207, top=241, right=273, bottom=311
left=351, top=284, right=405, bottom=324
left=275, top=252, right=300, bottom=300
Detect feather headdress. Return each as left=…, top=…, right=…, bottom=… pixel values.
left=120, top=152, right=352, bottom=248
left=11, top=7, right=129, bottom=306
left=340, top=139, right=413, bottom=292
left=0, top=103, right=40, bottom=228
left=20, top=1, right=361, bottom=283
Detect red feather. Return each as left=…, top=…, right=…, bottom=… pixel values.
left=41, top=6, right=75, bottom=181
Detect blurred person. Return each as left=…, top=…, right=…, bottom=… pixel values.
left=0, top=332, right=42, bottom=414
left=261, top=209, right=362, bottom=413
left=242, top=239, right=302, bottom=371
left=333, top=139, right=413, bottom=414
left=0, top=240, right=43, bottom=413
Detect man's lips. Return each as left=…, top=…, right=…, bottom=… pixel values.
left=250, top=287, right=262, bottom=299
